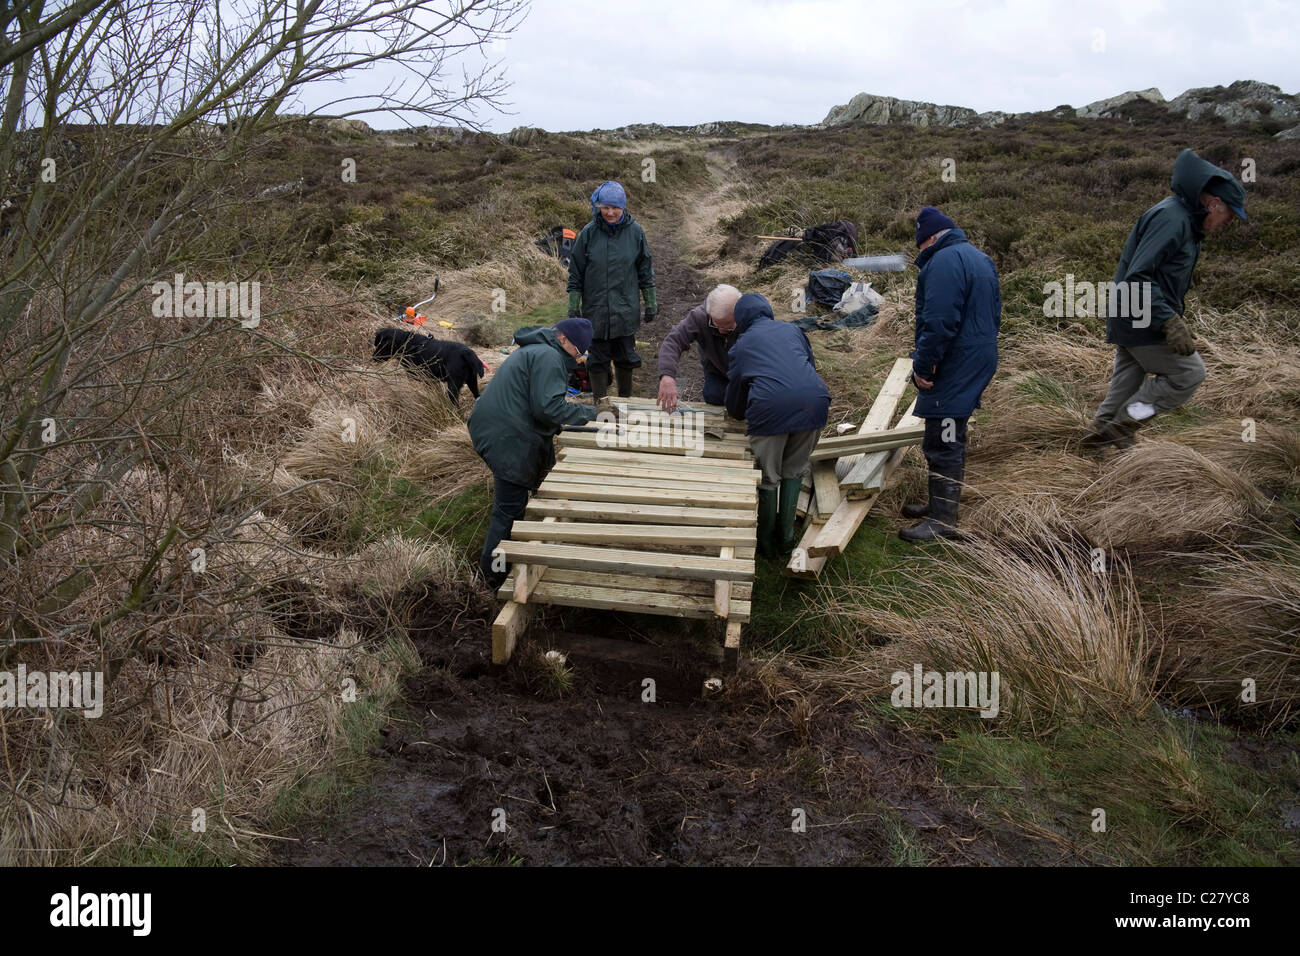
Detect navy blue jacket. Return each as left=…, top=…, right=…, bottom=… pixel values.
left=725, top=296, right=830, bottom=436
left=911, top=228, right=1001, bottom=418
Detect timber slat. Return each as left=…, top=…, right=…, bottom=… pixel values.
left=536, top=482, right=755, bottom=508
left=509, top=521, right=754, bottom=547
left=525, top=499, right=754, bottom=526
left=494, top=541, right=753, bottom=581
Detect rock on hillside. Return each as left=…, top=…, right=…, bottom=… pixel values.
left=1165, top=80, right=1300, bottom=125
left=821, top=92, right=1002, bottom=128
left=1076, top=88, right=1166, bottom=119
left=821, top=79, right=1297, bottom=131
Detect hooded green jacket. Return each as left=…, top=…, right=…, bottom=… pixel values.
left=1107, top=149, right=1246, bottom=347
left=467, top=326, right=596, bottom=487
left=566, top=210, right=655, bottom=340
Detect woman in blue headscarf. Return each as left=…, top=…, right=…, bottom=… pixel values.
left=566, top=181, right=657, bottom=399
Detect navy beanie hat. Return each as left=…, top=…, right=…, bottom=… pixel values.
left=915, top=206, right=956, bottom=247
left=554, top=317, right=593, bottom=355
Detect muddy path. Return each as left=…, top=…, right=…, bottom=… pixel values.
left=276, top=149, right=1048, bottom=867
left=278, top=586, right=1043, bottom=866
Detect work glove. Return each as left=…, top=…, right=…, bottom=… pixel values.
left=567, top=291, right=582, bottom=318
left=1163, top=315, right=1196, bottom=356
left=642, top=310, right=657, bottom=323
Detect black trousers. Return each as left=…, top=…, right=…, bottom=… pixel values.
left=588, top=334, right=642, bottom=372
left=479, top=476, right=531, bottom=582
left=921, top=416, right=969, bottom=479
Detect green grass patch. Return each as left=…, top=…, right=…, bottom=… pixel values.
left=937, top=715, right=1300, bottom=865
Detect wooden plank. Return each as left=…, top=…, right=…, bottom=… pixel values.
left=606, top=398, right=726, bottom=416
left=841, top=402, right=923, bottom=490
left=492, top=601, right=533, bottom=664
left=811, top=461, right=840, bottom=524
left=551, top=459, right=759, bottom=486
left=806, top=441, right=917, bottom=557
left=494, top=541, right=754, bottom=581
left=787, top=359, right=913, bottom=577
left=557, top=447, right=756, bottom=470
left=809, top=429, right=923, bottom=461
left=814, top=422, right=926, bottom=452
left=525, top=499, right=754, bottom=526
left=714, top=546, right=733, bottom=618
left=725, top=620, right=742, bottom=648
left=535, top=482, right=755, bottom=508
left=836, top=360, right=915, bottom=482
left=514, top=580, right=751, bottom=622
left=556, top=431, right=749, bottom=459
left=499, top=567, right=752, bottom=601
left=784, top=519, right=827, bottom=578
left=508, top=521, right=754, bottom=548
left=543, top=470, right=753, bottom=495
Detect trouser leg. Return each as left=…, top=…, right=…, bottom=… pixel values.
left=701, top=365, right=729, bottom=406
left=1121, top=343, right=1207, bottom=419
left=747, top=433, right=784, bottom=490
left=479, top=476, right=531, bottom=585
left=1093, top=347, right=1148, bottom=424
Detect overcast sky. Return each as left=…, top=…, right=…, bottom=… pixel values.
left=399, top=0, right=1299, bottom=132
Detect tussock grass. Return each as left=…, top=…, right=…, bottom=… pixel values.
left=1160, top=541, right=1300, bottom=729
left=804, top=504, right=1155, bottom=735
left=397, top=425, right=491, bottom=503
left=1072, top=442, right=1269, bottom=550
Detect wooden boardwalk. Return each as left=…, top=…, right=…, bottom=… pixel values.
left=491, top=399, right=757, bottom=666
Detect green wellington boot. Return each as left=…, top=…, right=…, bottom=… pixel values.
left=777, top=477, right=803, bottom=554
left=757, top=487, right=778, bottom=559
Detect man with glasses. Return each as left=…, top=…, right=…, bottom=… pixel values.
left=656, top=284, right=742, bottom=412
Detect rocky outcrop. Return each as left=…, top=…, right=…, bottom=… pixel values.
left=1275, top=124, right=1300, bottom=140
left=315, top=117, right=373, bottom=137
left=504, top=126, right=548, bottom=146
left=1076, top=88, right=1166, bottom=119
left=1165, top=80, right=1300, bottom=125
left=822, top=93, right=981, bottom=128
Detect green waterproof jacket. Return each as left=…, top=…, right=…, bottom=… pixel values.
left=1106, top=149, right=1246, bottom=347
left=467, top=326, right=596, bottom=488
left=567, top=211, right=655, bottom=340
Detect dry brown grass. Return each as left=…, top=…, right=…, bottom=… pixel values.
left=397, top=424, right=491, bottom=502
left=1071, top=442, right=1270, bottom=550
left=804, top=503, right=1155, bottom=735
left=1159, top=541, right=1300, bottom=729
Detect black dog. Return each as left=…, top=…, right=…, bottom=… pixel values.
left=373, top=327, right=486, bottom=403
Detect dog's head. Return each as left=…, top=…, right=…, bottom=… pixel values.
left=373, top=327, right=408, bottom=360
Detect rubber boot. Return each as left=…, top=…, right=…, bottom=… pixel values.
left=777, top=478, right=802, bottom=554
left=757, top=487, right=778, bottom=559
left=1080, top=417, right=1141, bottom=454
left=899, top=475, right=961, bottom=543
left=615, top=366, right=635, bottom=398
left=901, top=498, right=930, bottom=519
left=589, top=365, right=611, bottom=402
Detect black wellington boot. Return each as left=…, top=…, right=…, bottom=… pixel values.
left=899, top=476, right=962, bottom=543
